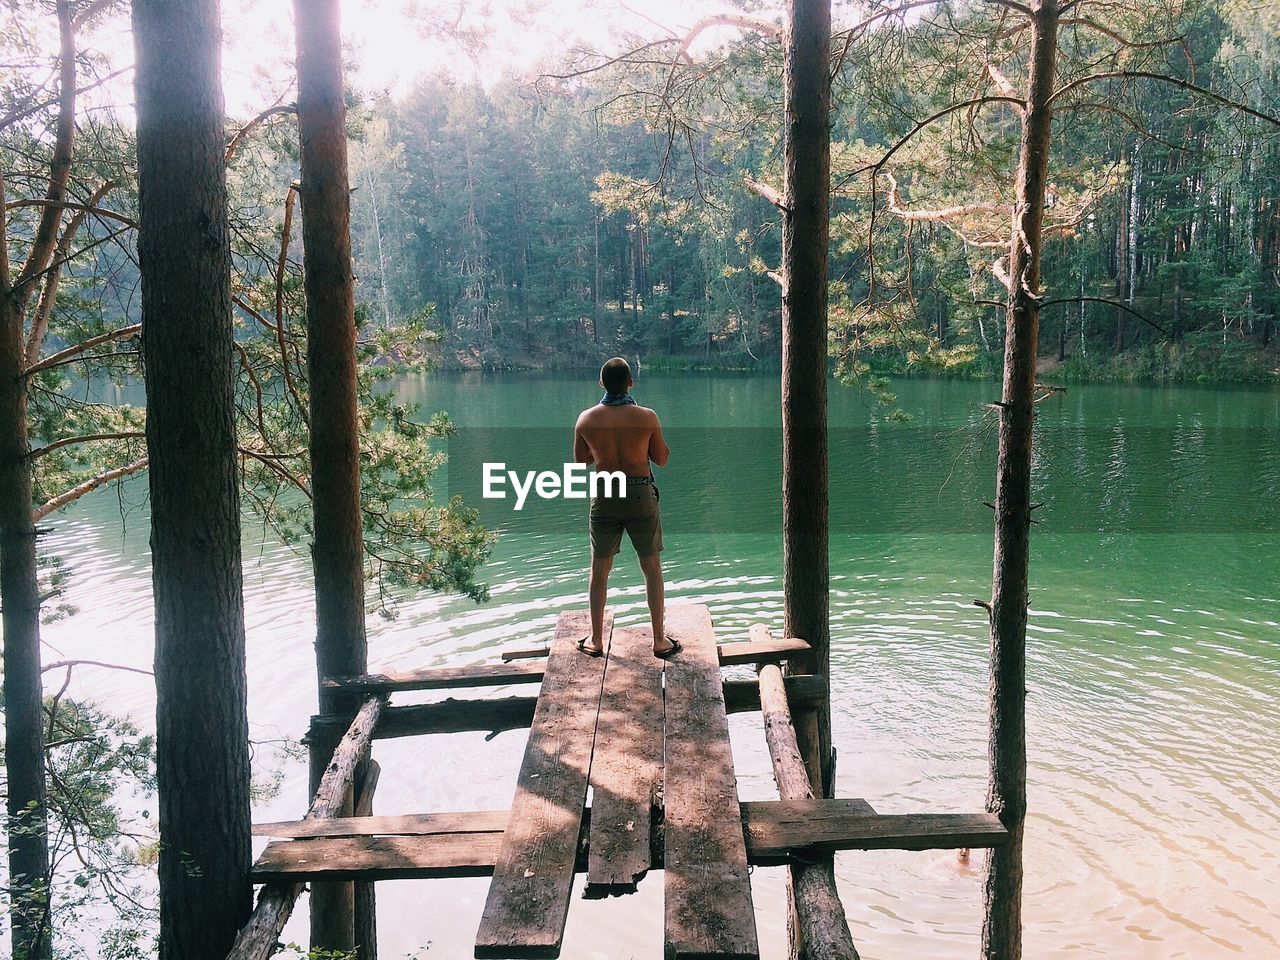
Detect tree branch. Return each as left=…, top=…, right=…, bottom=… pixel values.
left=273, top=184, right=309, bottom=426
left=11, top=0, right=78, bottom=314
left=25, top=323, right=141, bottom=375
left=33, top=458, right=149, bottom=521
left=979, top=0, right=1033, bottom=16
left=225, top=103, right=297, bottom=163
left=25, top=180, right=117, bottom=365
left=28, top=431, right=145, bottom=461
left=987, top=63, right=1019, bottom=99
left=1041, top=296, right=1168, bottom=335
left=744, top=177, right=788, bottom=212
left=41, top=659, right=154, bottom=678
left=545, top=13, right=781, bottom=81
left=838, top=95, right=1025, bottom=189
left=5, top=198, right=137, bottom=230
left=1048, top=71, right=1280, bottom=126
left=884, top=172, right=1008, bottom=221
left=1059, top=17, right=1185, bottom=50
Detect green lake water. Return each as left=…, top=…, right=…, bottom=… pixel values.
left=45, top=372, right=1280, bottom=958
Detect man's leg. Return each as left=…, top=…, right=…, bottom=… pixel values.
left=638, top=552, right=670, bottom=654
left=588, top=554, right=613, bottom=652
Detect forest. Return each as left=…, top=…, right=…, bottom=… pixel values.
left=346, top=1, right=1279, bottom=381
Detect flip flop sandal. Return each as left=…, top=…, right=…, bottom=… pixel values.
left=577, top=636, right=604, bottom=658
left=654, top=637, right=682, bottom=660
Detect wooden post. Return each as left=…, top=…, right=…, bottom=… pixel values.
left=781, top=2, right=834, bottom=955
left=781, top=0, right=833, bottom=796
left=759, top=664, right=859, bottom=959
left=293, top=0, right=371, bottom=951
left=134, top=0, right=253, bottom=956
left=228, top=698, right=383, bottom=960
left=983, top=4, right=1059, bottom=959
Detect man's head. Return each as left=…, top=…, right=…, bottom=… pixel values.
left=599, top=356, right=632, bottom=394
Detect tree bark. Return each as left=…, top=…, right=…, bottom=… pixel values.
left=293, top=0, right=369, bottom=950
left=0, top=294, right=53, bottom=960
left=1114, top=142, right=1129, bottom=352
left=782, top=0, right=832, bottom=803
left=983, top=4, right=1059, bottom=959
left=782, top=2, right=834, bottom=957
left=2, top=3, right=80, bottom=955
left=133, top=2, right=252, bottom=958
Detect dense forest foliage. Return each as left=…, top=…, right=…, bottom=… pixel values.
left=347, top=0, right=1279, bottom=380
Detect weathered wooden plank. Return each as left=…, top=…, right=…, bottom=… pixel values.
left=501, top=645, right=552, bottom=662
left=323, top=659, right=547, bottom=694
left=254, top=809, right=510, bottom=839
left=499, top=634, right=811, bottom=668
left=717, top=635, right=811, bottom=665
left=228, top=696, right=383, bottom=960
left=742, top=803, right=1008, bottom=861
left=251, top=802, right=1004, bottom=881
left=255, top=832, right=507, bottom=882
left=586, top=625, right=664, bottom=895
left=353, top=759, right=380, bottom=958
left=310, top=695, right=538, bottom=741
left=474, top=610, right=611, bottom=959
left=663, top=604, right=760, bottom=960
left=353, top=760, right=380, bottom=818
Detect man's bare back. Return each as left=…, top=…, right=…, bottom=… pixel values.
left=574, top=403, right=667, bottom=475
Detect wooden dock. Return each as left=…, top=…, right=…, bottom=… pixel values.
left=237, top=605, right=1007, bottom=960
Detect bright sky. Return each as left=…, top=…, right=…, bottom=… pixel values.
left=80, top=0, right=782, bottom=118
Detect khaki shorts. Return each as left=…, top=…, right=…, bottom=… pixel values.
left=589, top=481, right=663, bottom=558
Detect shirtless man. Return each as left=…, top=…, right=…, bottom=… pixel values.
left=573, top=357, right=674, bottom=658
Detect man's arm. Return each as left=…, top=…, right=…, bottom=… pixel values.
left=648, top=410, right=670, bottom=467
left=574, top=414, right=594, bottom=465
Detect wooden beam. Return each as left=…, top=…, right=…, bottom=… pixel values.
left=718, top=634, right=811, bottom=665
left=228, top=696, right=383, bottom=960
left=586, top=625, right=664, bottom=896
left=353, top=759, right=380, bottom=818
left=500, top=646, right=550, bottom=662
left=742, top=801, right=1007, bottom=861
left=249, top=801, right=1006, bottom=881
left=499, top=633, right=811, bottom=668
left=474, top=611, right=610, bottom=959
left=353, top=759, right=380, bottom=958
left=323, top=659, right=546, bottom=694
left=306, top=676, right=828, bottom=742
left=255, top=809, right=511, bottom=839
left=759, top=662, right=857, bottom=959
left=663, top=605, right=760, bottom=960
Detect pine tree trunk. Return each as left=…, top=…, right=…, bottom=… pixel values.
left=782, top=0, right=833, bottom=805
left=0, top=292, right=52, bottom=960
left=983, top=4, right=1058, bottom=959
left=1115, top=143, right=1129, bottom=352
left=593, top=215, right=602, bottom=343
left=133, top=2, right=252, bottom=957
left=782, top=3, right=853, bottom=958
left=293, top=0, right=369, bottom=949
left=0, top=4, right=79, bottom=951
